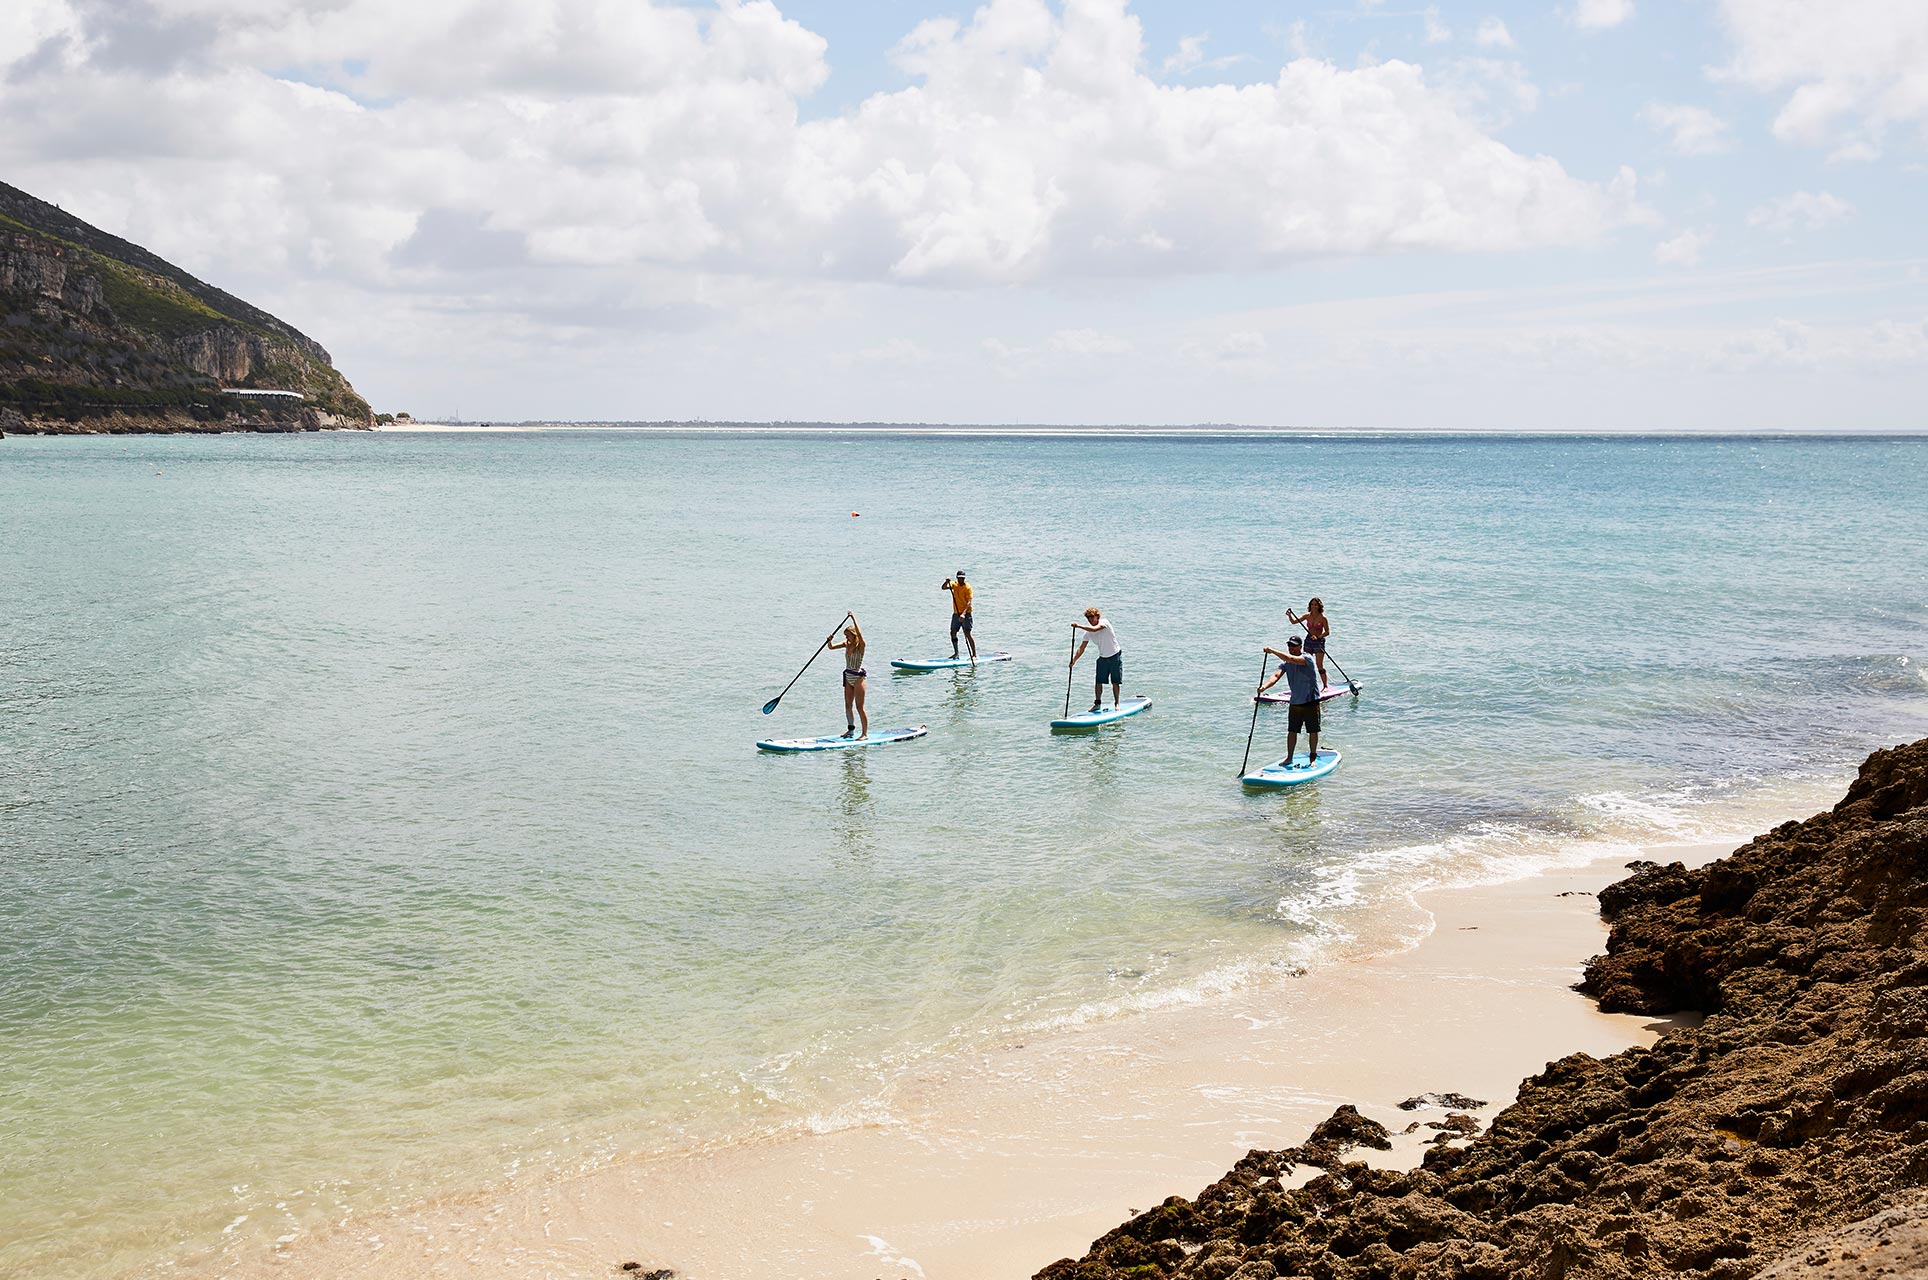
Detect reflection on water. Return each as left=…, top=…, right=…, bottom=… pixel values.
left=1057, top=721, right=1129, bottom=787
left=943, top=667, right=985, bottom=723
left=834, top=749, right=874, bottom=859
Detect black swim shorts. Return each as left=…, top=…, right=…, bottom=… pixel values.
left=1288, top=701, right=1321, bottom=734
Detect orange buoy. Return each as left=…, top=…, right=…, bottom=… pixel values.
left=851, top=511, right=860, bottom=517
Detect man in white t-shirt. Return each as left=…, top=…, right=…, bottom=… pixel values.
left=1069, top=607, right=1123, bottom=712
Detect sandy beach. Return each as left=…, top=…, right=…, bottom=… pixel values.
left=234, top=838, right=1740, bottom=1280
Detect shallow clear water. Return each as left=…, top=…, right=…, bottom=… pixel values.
left=2, top=430, right=1925, bottom=1276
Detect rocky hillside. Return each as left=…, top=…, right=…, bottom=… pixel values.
left=1038, top=737, right=1928, bottom=1280
left=0, top=179, right=371, bottom=433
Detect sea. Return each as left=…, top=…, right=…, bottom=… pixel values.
left=3, top=428, right=1925, bottom=1277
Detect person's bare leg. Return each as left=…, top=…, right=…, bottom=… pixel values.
left=1110, top=678, right=1122, bottom=709
left=1308, top=730, right=1319, bottom=762
left=1282, top=730, right=1298, bottom=767
left=966, top=628, right=977, bottom=660
left=855, top=681, right=868, bottom=738
left=842, top=683, right=856, bottom=736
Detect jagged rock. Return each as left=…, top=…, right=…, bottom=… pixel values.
left=1307, top=1104, right=1393, bottom=1153
left=1753, top=1196, right=1928, bottom=1278
left=1397, top=1092, right=1488, bottom=1112
left=1036, top=739, right=1928, bottom=1280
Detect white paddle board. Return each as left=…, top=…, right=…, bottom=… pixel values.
left=1241, top=748, right=1341, bottom=788
left=1050, top=696, right=1152, bottom=731
left=757, top=725, right=929, bottom=753
left=889, top=652, right=1013, bottom=671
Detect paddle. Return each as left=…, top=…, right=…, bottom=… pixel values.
left=1291, top=610, right=1359, bottom=694
left=1063, top=624, right=1078, bottom=719
left=1238, top=649, right=1269, bottom=777
left=762, top=612, right=853, bottom=715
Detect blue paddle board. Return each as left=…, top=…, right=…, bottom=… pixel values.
left=1050, top=696, right=1152, bottom=731
left=757, top=725, right=929, bottom=753
left=1241, top=748, right=1341, bottom=787
left=1257, top=682, right=1361, bottom=705
left=890, top=652, right=1013, bottom=671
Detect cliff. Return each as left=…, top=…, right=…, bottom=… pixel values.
left=1038, top=737, right=1928, bottom=1280
left=0, top=180, right=372, bottom=433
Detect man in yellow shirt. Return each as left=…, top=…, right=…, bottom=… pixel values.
left=942, top=570, right=977, bottom=660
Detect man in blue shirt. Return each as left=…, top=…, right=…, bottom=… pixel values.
left=1256, top=635, right=1323, bottom=767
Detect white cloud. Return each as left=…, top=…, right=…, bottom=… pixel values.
left=1475, top=18, right=1515, bottom=50
left=1654, top=228, right=1711, bottom=266
left=0, top=0, right=1641, bottom=314
left=1422, top=8, right=1452, bottom=44
left=847, top=338, right=932, bottom=367
left=1439, top=58, right=1543, bottom=128
left=1183, top=329, right=1268, bottom=364
left=1048, top=328, right=1132, bottom=355
left=1639, top=103, right=1732, bottom=156
left=1745, top=190, right=1853, bottom=235
left=1714, top=0, right=1928, bottom=157
left=1158, top=31, right=1246, bottom=78
left=1572, top=0, right=1634, bottom=32
left=1162, top=32, right=1208, bottom=75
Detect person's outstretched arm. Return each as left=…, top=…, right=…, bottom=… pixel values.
left=1070, top=641, right=1088, bottom=666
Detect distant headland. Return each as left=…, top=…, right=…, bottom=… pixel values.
left=0, top=180, right=372, bottom=435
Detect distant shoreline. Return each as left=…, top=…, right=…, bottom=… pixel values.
left=377, top=421, right=1928, bottom=439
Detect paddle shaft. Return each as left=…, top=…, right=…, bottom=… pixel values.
left=762, top=611, right=854, bottom=714
left=1064, top=625, right=1077, bottom=718
left=1238, top=649, right=1268, bottom=777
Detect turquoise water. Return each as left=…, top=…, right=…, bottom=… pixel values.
left=2, top=430, right=1925, bottom=1276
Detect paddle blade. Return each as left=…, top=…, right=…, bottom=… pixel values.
left=761, top=696, right=782, bottom=715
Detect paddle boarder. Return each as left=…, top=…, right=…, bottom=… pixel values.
left=1287, top=598, right=1332, bottom=690
left=1069, top=607, right=1123, bottom=713
left=827, top=615, right=868, bottom=739
left=1257, top=635, right=1321, bottom=767
left=943, top=571, right=976, bottom=661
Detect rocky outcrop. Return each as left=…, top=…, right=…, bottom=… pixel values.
left=1753, top=1198, right=1928, bottom=1279
left=1, top=233, right=108, bottom=314
left=0, top=180, right=372, bottom=433
left=1037, top=738, right=1928, bottom=1280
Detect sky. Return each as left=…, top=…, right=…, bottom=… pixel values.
left=2, top=0, right=1926, bottom=428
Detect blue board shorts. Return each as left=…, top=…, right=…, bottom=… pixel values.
left=1304, top=636, right=1326, bottom=654
left=951, top=611, right=973, bottom=635
left=1095, top=652, right=1123, bottom=684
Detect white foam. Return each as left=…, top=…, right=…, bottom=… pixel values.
left=859, top=1234, right=928, bottom=1277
